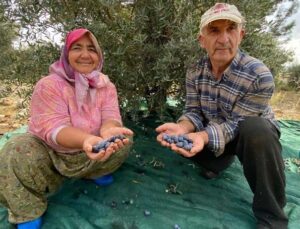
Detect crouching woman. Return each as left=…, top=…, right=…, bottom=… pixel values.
left=0, top=28, right=133, bottom=229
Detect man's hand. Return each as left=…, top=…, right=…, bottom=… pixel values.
left=170, top=131, right=208, bottom=157
left=156, top=121, right=208, bottom=158
left=156, top=121, right=194, bottom=146
left=156, top=123, right=185, bottom=147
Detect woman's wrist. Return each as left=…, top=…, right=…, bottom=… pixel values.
left=100, top=120, right=122, bottom=136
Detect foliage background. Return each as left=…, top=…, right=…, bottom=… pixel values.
left=0, top=0, right=299, bottom=121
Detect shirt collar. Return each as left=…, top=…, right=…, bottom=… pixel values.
left=223, top=49, right=242, bottom=77
left=202, top=49, right=242, bottom=81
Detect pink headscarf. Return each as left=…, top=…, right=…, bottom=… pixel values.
left=49, top=28, right=110, bottom=112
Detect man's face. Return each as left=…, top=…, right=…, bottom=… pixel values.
left=199, top=20, right=244, bottom=66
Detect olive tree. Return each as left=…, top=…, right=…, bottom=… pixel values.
left=1, top=0, right=298, bottom=120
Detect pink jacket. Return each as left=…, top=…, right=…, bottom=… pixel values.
left=28, top=74, right=122, bottom=153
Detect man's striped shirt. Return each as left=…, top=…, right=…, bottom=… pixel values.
left=178, top=50, right=279, bottom=156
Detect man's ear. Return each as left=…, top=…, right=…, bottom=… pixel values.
left=238, top=29, right=245, bottom=45
left=240, top=29, right=245, bottom=40
left=198, top=35, right=204, bottom=48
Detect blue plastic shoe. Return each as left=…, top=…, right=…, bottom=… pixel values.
left=17, top=217, right=42, bottom=229
left=94, top=174, right=114, bottom=186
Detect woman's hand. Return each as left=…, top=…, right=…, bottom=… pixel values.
left=83, top=126, right=132, bottom=161
left=101, top=126, right=133, bottom=139
left=102, top=127, right=133, bottom=152
left=82, top=135, right=110, bottom=161
left=83, top=135, right=122, bottom=162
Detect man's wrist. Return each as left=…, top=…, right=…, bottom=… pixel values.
left=177, top=120, right=195, bottom=133
left=200, top=131, right=209, bottom=145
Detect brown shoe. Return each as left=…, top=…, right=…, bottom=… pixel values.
left=201, top=168, right=219, bottom=179
left=256, top=224, right=270, bottom=229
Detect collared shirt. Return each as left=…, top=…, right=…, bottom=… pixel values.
left=178, top=50, right=279, bottom=157
left=28, top=74, right=122, bottom=153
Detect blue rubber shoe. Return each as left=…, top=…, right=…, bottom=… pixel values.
left=94, top=174, right=114, bottom=186
left=17, top=217, right=42, bottom=229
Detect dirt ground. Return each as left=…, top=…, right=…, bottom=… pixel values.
left=270, top=90, right=300, bottom=120
left=0, top=88, right=299, bottom=135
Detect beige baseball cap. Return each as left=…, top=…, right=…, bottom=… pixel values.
left=199, top=3, right=245, bottom=33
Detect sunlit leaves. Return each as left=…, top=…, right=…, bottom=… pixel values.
left=0, top=0, right=298, bottom=120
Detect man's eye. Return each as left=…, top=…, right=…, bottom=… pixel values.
left=210, top=28, right=218, bottom=33
left=229, top=25, right=238, bottom=31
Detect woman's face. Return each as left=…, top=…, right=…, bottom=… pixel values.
left=68, top=34, right=100, bottom=74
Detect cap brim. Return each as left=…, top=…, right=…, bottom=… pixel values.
left=201, top=14, right=242, bottom=30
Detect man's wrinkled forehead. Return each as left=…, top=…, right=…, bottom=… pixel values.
left=206, top=19, right=239, bottom=29
left=200, top=19, right=243, bottom=35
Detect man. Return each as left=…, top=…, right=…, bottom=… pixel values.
left=156, top=3, right=287, bottom=229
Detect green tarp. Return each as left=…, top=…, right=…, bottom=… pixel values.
left=0, top=120, right=299, bottom=229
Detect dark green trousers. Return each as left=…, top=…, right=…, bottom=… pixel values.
left=191, top=117, right=288, bottom=229
left=0, top=133, right=131, bottom=224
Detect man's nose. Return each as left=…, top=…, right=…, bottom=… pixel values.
left=218, top=31, right=230, bottom=44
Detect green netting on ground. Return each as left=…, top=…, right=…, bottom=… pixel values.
left=0, top=120, right=299, bottom=229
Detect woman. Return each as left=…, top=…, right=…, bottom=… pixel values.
left=0, top=28, right=133, bottom=229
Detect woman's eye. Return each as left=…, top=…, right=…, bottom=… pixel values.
left=88, top=47, right=97, bottom=52
left=71, top=46, right=80, bottom=50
